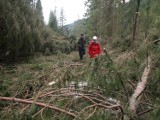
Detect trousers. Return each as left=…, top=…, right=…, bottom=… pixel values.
left=79, top=47, right=85, bottom=60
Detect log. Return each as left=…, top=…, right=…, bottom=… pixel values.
left=129, top=57, right=151, bottom=112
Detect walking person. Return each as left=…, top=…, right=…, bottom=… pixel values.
left=77, top=34, right=86, bottom=60
left=88, top=36, right=102, bottom=58
left=87, top=36, right=102, bottom=85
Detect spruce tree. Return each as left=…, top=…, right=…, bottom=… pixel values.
left=0, top=0, right=45, bottom=61
left=59, top=8, right=66, bottom=35
left=36, top=0, right=44, bottom=21
left=48, top=10, right=58, bottom=32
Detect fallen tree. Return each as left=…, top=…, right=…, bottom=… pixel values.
left=129, top=57, right=151, bottom=113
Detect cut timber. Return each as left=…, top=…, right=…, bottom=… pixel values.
left=129, top=57, right=151, bottom=112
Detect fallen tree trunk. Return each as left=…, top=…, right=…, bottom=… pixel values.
left=129, top=57, right=151, bottom=113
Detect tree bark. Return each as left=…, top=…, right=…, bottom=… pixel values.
left=132, top=0, right=141, bottom=42
left=129, top=57, right=151, bottom=113
left=0, top=97, right=76, bottom=118
left=145, top=0, right=151, bottom=39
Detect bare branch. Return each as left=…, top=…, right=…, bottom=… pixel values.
left=0, top=97, right=76, bottom=118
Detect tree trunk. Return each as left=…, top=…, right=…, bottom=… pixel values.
left=132, top=0, right=141, bottom=42
left=129, top=57, right=151, bottom=113
left=145, top=1, right=151, bottom=39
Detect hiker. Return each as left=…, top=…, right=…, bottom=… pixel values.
left=88, top=36, right=102, bottom=58
left=77, top=33, right=86, bottom=60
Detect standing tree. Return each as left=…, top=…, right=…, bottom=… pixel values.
left=29, top=0, right=37, bottom=8
left=48, top=10, right=58, bottom=33
left=144, top=0, right=151, bottom=39
left=85, top=0, right=115, bottom=39
left=132, top=0, right=141, bottom=42
left=59, top=8, right=66, bottom=35
left=0, top=0, right=46, bottom=61
left=36, top=0, right=44, bottom=21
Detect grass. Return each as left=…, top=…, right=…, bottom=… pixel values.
left=0, top=52, right=93, bottom=119
left=1, top=42, right=160, bottom=119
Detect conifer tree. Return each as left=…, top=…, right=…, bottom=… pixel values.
left=0, top=0, right=46, bottom=61
left=59, top=8, right=66, bottom=35
left=48, top=10, right=58, bottom=32
left=36, top=0, right=44, bottom=21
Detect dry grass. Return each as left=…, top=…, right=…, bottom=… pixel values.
left=0, top=52, right=124, bottom=120
left=114, top=51, right=135, bottom=67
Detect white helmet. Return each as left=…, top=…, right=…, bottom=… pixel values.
left=93, top=36, right=97, bottom=40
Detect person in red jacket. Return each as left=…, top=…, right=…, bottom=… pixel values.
left=88, top=36, right=102, bottom=58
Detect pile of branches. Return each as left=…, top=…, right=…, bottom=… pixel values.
left=0, top=87, right=123, bottom=120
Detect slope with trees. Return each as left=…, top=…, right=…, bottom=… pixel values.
left=0, top=0, right=160, bottom=120
left=0, top=0, right=45, bottom=61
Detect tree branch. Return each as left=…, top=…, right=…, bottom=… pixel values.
left=0, top=96, right=76, bottom=118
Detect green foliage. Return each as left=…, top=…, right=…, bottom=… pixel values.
left=150, top=108, right=160, bottom=120
left=0, top=0, right=44, bottom=61
left=48, top=10, right=58, bottom=32
left=30, top=64, right=44, bottom=70
left=66, top=19, right=87, bottom=38
left=0, top=80, right=10, bottom=97
left=84, top=0, right=160, bottom=43
left=36, top=0, right=44, bottom=21
left=59, top=8, right=66, bottom=34
left=111, top=36, right=133, bottom=52
left=87, top=54, right=125, bottom=99
left=85, top=0, right=115, bottom=38
left=1, top=0, right=160, bottom=119
left=41, top=40, right=72, bottom=55
left=0, top=0, right=72, bottom=61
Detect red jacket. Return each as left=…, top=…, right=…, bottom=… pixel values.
left=88, top=41, right=102, bottom=58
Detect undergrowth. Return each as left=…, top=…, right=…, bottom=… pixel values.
left=1, top=37, right=160, bottom=119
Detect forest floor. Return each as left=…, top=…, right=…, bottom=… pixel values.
left=0, top=48, right=133, bottom=98
left=0, top=47, right=157, bottom=119
left=0, top=51, right=98, bottom=99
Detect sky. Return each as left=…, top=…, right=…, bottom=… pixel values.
left=41, top=0, right=130, bottom=25
left=41, top=0, right=87, bottom=25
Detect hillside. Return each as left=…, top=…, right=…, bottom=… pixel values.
left=0, top=40, right=160, bottom=119
left=1, top=0, right=160, bottom=120
left=64, top=19, right=86, bottom=38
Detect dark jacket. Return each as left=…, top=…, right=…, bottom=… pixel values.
left=77, top=37, right=86, bottom=48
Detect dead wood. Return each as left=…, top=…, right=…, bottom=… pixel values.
left=129, top=57, right=151, bottom=113
left=0, top=96, right=76, bottom=118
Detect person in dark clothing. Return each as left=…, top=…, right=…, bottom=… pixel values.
left=77, top=34, right=86, bottom=60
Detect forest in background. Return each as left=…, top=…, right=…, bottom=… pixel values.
left=0, top=0, right=76, bottom=62
left=0, top=0, right=160, bottom=119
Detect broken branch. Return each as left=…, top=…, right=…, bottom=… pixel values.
left=0, top=96, right=76, bottom=118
